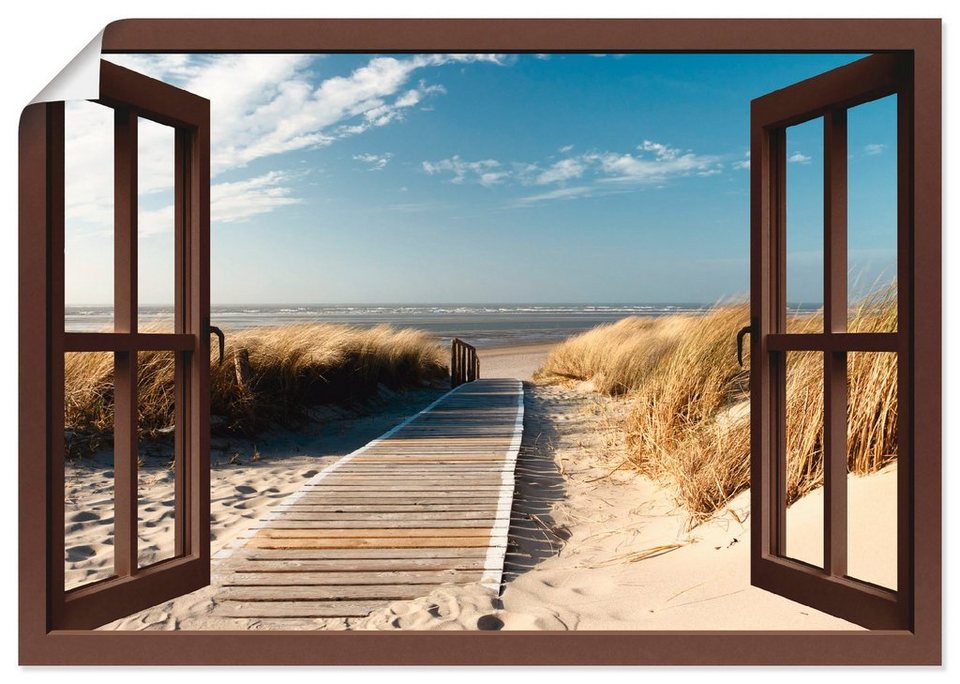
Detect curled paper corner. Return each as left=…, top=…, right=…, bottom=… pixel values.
left=29, top=29, right=104, bottom=105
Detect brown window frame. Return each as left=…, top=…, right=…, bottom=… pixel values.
left=22, top=61, right=212, bottom=631
left=749, top=53, right=913, bottom=630
left=18, top=18, right=941, bottom=665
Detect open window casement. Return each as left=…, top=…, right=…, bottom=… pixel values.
left=21, top=60, right=211, bottom=630
left=749, top=53, right=913, bottom=629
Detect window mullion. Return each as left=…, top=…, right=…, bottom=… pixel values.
left=112, top=108, right=139, bottom=578
left=823, top=106, right=849, bottom=578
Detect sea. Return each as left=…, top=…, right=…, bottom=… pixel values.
left=64, top=303, right=736, bottom=349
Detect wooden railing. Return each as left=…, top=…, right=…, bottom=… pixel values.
left=450, top=338, right=480, bottom=388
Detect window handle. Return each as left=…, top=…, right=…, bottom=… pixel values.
left=736, top=324, right=751, bottom=368
left=209, top=325, right=225, bottom=366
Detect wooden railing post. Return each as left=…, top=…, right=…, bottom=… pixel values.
left=450, top=338, right=480, bottom=388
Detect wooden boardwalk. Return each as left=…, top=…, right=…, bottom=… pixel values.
left=212, top=378, right=524, bottom=622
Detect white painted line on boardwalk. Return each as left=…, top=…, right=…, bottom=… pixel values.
left=481, top=379, right=525, bottom=591
left=212, top=384, right=464, bottom=561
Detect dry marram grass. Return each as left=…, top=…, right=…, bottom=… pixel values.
left=64, top=323, right=447, bottom=449
left=536, top=289, right=898, bottom=520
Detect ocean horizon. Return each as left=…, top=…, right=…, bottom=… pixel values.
left=65, top=302, right=818, bottom=348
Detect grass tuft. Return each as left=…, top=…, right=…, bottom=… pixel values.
left=64, top=323, right=448, bottom=447
left=536, top=287, right=897, bottom=521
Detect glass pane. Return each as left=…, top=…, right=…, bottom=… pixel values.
left=137, top=351, right=178, bottom=568
left=846, top=351, right=898, bottom=589
left=64, top=352, right=115, bottom=590
left=64, top=101, right=114, bottom=332
left=138, top=118, right=176, bottom=332
left=848, top=96, right=898, bottom=332
left=784, top=350, right=824, bottom=568
left=785, top=117, right=824, bottom=333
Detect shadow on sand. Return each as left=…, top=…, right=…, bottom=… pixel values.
left=501, top=382, right=571, bottom=585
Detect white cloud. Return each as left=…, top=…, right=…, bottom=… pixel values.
left=66, top=53, right=507, bottom=234
left=210, top=171, right=302, bottom=223
left=513, top=185, right=598, bottom=206
left=64, top=100, right=115, bottom=231
left=424, top=139, right=725, bottom=205
left=64, top=99, right=298, bottom=234
left=637, top=139, right=680, bottom=160
left=535, top=158, right=585, bottom=185
left=788, top=151, right=812, bottom=164
left=586, top=141, right=722, bottom=184
left=422, top=156, right=506, bottom=186
left=139, top=205, right=174, bottom=237
left=864, top=143, right=886, bottom=156
left=733, top=151, right=751, bottom=170
left=558, top=144, right=574, bottom=153
left=108, top=53, right=505, bottom=175
left=353, top=153, right=393, bottom=171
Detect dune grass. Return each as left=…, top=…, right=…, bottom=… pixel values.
left=535, top=289, right=898, bottom=520
left=64, top=323, right=448, bottom=450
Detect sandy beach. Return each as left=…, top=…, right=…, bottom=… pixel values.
left=57, top=341, right=893, bottom=630
left=477, top=343, right=553, bottom=381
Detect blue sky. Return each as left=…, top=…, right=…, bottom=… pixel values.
left=63, top=53, right=898, bottom=306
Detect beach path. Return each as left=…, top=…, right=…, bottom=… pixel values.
left=211, top=378, right=524, bottom=622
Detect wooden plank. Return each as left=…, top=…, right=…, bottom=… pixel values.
left=282, top=503, right=502, bottom=511
left=292, top=494, right=505, bottom=502
left=220, top=585, right=459, bottom=601
left=216, top=601, right=382, bottom=618
left=256, top=527, right=493, bottom=539
left=282, top=503, right=501, bottom=510
left=245, top=537, right=496, bottom=549
left=302, top=486, right=509, bottom=492
left=219, top=558, right=490, bottom=573
left=222, top=570, right=483, bottom=586
left=269, top=516, right=504, bottom=523
left=330, top=467, right=511, bottom=473
left=321, top=468, right=504, bottom=478
left=285, top=498, right=502, bottom=505
left=232, top=547, right=490, bottom=560
left=262, top=519, right=505, bottom=528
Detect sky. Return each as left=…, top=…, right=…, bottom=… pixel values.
left=63, top=53, right=898, bottom=306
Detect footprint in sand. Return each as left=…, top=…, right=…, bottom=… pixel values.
left=65, top=545, right=97, bottom=562
left=235, top=485, right=257, bottom=495
left=477, top=614, right=505, bottom=630
left=69, top=510, right=100, bottom=523
left=302, top=470, right=318, bottom=478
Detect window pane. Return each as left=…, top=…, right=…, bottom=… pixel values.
left=846, top=351, right=898, bottom=589
left=138, top=118, right=176, bottom=332
left=64, top=352, right=115, bottom=590
left=784, top=350, right=824, bottom=568
left=785, top=117, right=824, bottom=333
left=848, top=96, right=898, bottom=331
left=137, top=351, right=179, bottom=568
left=64, top=101, right=114, bottom=332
